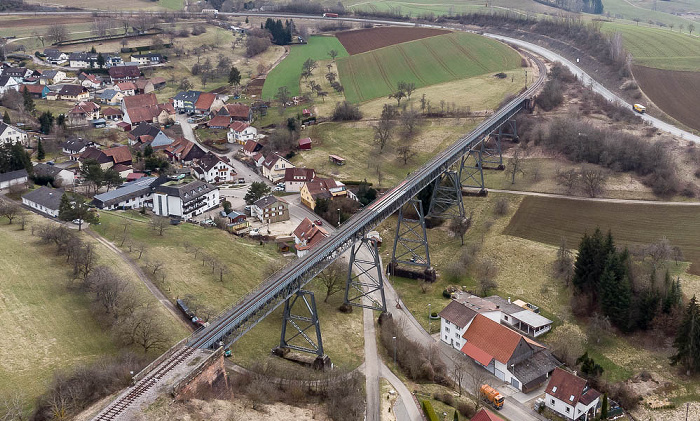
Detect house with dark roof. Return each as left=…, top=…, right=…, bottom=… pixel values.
left=92, top=176, right=165, bottom=210
left=21, top=186, right=64, bottom=217
left=69, top=52, right=98, bottom=68
left=470, top=409, right=504, bottom=421
left=43, top=48, right=68, bottom=65
left=0, top=169, right=28, bottom=190
left=299, top=177, right=348, bottom=210
left=102, top=107, right=123, bottom=121
left=68, top=101, right=100, bottom=126
left=39, top=70, right=66, bottom=85
left=61, top=137, right=92, bottom=159
left=192, top=152, right=236, bottom=184
left=227, top=121, right=257, bottom=144
left=217, top=103, right=251, bottom=123
left=545, top=368, right=601, bottom=420
left=252, top=195, right=289, bottom=223
left=127, top=123, right=172, bottom=148
left=33, top=163, right=75, bottom=187
left=242, top=139, right=263, bottom=157
left=173, top=90, right=201, bottom=114
left=0, top=122, right=28, bottom=146
left=2, top=67, right=33, bottom=82
left=108, top=65, right=141, bottom=83
left=130, top=53, right=163, bottom=65
left=99, top=89, right=125, bottom=105
left=163, top=138, right=206, bottom=164
left=0, top=75, right=20, bottom=95
left=293, top=217, right=328, bottom=257
left=261, top=153, right=294, bottom=182
left=20, top=84, right=49, bottom=99
left=458, top=314, right=560, bottom=392
left=153, top=179, right=220, bottom=219
left=57, top=84, right=89, bottom=101
left=79, top=147, right=112, bottom=169
left=284, top=167, right=315, bottom=193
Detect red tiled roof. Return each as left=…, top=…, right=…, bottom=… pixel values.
left=134, top=78, right=153, bottom=90
left=102, top=108, right=123, bottom=116
left=207, top=115, right=231, bottom=128
left=229, top=121, right=250, bottom=132
left=284, top=167, right=315, bottom=183
left=462, top=314, right=540, bottom=364
left=20, top=84, right=46, bottom=94
left=546, top=367, right=590, bottom=408
left=195, top=92, right=216, bottom=110
left=103, top=145, right=132, bottom=164
left=126, top=172, right=146, bottom=181
left=243, top=140, right=259, bottom=153
left=109, top=65, right=140, bottom=79
left=123, top=93, right=157, bottom=110
left=298, top=137, right=312, bottom=146
left=116, top=81, right=137, bottom=91
left=461, top=341, right=493, bottom=366
left=305, top=177, right=343, bottom=198
left=219, top=103, right=250, bottom=119
left=293, top=217, right=328, bottom=251
left=470, top=409, right=505, bottom=421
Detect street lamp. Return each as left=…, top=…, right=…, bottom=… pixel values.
left=337, top=208, right=341, bottom=227
left=428, top=303, right=432, bottom=334
left=393, top=336, right=397, bottom=365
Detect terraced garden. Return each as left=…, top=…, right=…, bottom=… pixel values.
left=336, top=32, right=522, bottom=103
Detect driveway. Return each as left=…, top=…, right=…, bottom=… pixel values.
left=484, top=33, right=700, bottom=143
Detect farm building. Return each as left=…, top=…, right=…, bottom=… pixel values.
left=0, top=169, right=28, bottom=190
left=329, top=154, right=345, bottom=165
left=21, top=84, right=49, bottom=99
left=21, top=186, right=64, bottom=217
left=109, top=65, right=141, bottom=83
left=242, top=140, right=263, bottom=156
left=298, top=137, right=312, bottom=150
left=33, top=163, right=75, bottom=187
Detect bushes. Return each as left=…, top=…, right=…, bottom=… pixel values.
left=332, top=101, right=363, bottom=121
left=536, top=78, right=564, bottom=111
left=246, top=34, right=271, bottom=57
left=422, top=400, right=440, bottom=421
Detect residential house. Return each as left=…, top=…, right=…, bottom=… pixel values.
left=0, top=76, right=20, bottom=95
left=2, top=67, right=32, bottom=82
left=105, top=55, right=123, bottom=67
left=68, top=101, right=101, bottom=126
left=108, top=65, right=141, bottom=83
left=39, top=70, right=66, bottom=85
left=32, top=163, right=75, bottom=187
left=0, top=122, right=28, bottom=145
left=227, top=121, right=257, bottom=144
left=284, top=167, right=315, bottom=193
left=44, top=48, right=68, bottom=65
left=20, top=84, right=49, bottom=99
left=458, top=314, right=560, bottom=392
left=58, top=85, right=89, bottom=101
left=216, top=103, right=251, bottom=123
left=134, top=78, right=154, bottom=95
left=129, top=53, right=163, bottom=65
left=163, top=137, right=206, bottom=164
left=300, top=177, right=348, bottom=210
left=0, top=169, right=28, bottom=190
left=252, top=152, right=264, bottom=167
left=293, top=217, right=328, bottom=257
left=112, top=163, right=133, bottom=179
left=194, top=92, right=218, bottom=115
left=92, top=176, right=165, bottom=210
left=242, top=139, right=263, bottom=157
left=78, top=72, right=103, bottom=89
left=102, top=107, right=123, bottom=121
left=122, top=93, right=175, bottom=125
left=153, top=179, right=220, bottom=219
left=99, top=89, right=125, bottom=106
left=173, top=90, right=201, bottom=114
left=21, top=186, right=64, bottom=217
left=298, top=137, right=312, bottom=150
left=192, top=152, right=236, bottom=183
left=261, top=153, right=294, bottom=183
left=79, top=147, right=112, bottom=170
left=470, top=409, right=504, bottom=421
left=545, top=368, right=601, bottom=421
left=252, top=195, right=289, bottom=223
left=115, top=81, right=137, bottom=96
left=103, top=145, right=132, bottom=167
left=226, top=210, right=248, bottom=231
left=61, top=137, right=91, bottom=159
left=79, top=145, right=131, bottom=169
left=69, top=52, right=98, bottom=68
left=127, top=123, right=172, bottom=148
left=206, top=115, right=232, bottom=129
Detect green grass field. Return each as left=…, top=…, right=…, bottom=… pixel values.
left=337, top=32, right=522, bottom=103
left=262, top=36, right=349, bottom=100
left=601, top=23, right=700, bottom=71
left=504, top=196, right=700, bottom=283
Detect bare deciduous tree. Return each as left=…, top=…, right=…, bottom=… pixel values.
left=449, top=212, right=473, bottom=246
left=554, top=237, right=574, bottom=286
left=373, top=116, right=395, bottom=151
left=0, top=201, right=20, bottom=224
left=548, top=321, right=587, bottom=366
left=149, top=216, right=169, bottom=236
left=46, top=24, right=69, bottom=44
left=452, top=356, right=467, bottom=397
left=580, top=167, right=607, bottom=198
left=505, top=149, right=525, bottom=184
left=316, top=261, right=345, bottom=303
left=120, top=305, right=168, bottom=353
left=556, top=168, right=579, bottom=194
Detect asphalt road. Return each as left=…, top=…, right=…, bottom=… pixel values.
left=483, top=33, right=700, bottom=143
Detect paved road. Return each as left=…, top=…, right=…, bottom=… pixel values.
left=483, top=33, right=700, bottom=143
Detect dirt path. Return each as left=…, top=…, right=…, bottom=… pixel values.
left=489, top=188, right=700, bottom=205
left=85, top=228, right=194, bottom=332
left=261, top=45, right=290, bottom=79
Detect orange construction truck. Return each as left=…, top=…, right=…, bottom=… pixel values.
left=480, top=384, right=505, bottom=410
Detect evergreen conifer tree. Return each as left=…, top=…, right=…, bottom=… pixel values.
left=671, top=295, right=700, bottom=373
left=601, top=393, right=608, bottom=419
left=2, top=110, right=10, bottom=124
left=599, top=253, right=631, bottom=330
left=23, top=86, right=35, bottom=113
left=37, top=138, right=45, bottom=161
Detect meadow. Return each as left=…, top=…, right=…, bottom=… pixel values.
left=601, top=23, right=700, bottom=71
left=261, top=36, right=349, bottom=99
left=336, top=32, right=522, bottom=103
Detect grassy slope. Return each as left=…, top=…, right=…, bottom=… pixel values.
left=602, top=22, right=700, bottom=71
left=262, top=36, right=349, bottom=100
left=337, top=32, right=522, bottom=103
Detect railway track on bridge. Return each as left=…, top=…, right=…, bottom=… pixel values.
left=92, top=48, right=547, bottom=421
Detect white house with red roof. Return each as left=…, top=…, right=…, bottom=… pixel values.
left=470, top=409, right=504, bottom=421
left=262, top=153, right=294, bottom=182
left=545, top=368, right=601, bottom=420
left=284, top=167, right=316, bottom=192
left=227, top=121, right=257, bottom=144
left=293, top=217, right=329, bottom=258
left=192, top=152, right=236, bottom=183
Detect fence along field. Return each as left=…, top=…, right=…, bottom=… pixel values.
left=504, top=196, right=700, bottom=276
left=336, top=32, right=522, bottom=103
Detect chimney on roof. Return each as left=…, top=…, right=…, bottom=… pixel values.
left=508, top=297, right=511, bottom=304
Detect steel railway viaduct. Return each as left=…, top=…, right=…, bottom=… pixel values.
left=93, top=50, right=547, bottom=420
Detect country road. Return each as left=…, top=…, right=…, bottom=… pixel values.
left=483, top=33, right=700, bottom=143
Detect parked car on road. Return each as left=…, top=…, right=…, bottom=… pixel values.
left=313, top=219, right=323, bottom=226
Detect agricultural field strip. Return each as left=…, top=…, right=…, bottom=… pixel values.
left=336, top=32, right=521, bottom=103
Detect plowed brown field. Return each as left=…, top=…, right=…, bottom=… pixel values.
left=633, top=65, right=700, bottom=132
left=335, top=27, right=450, bottom=55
